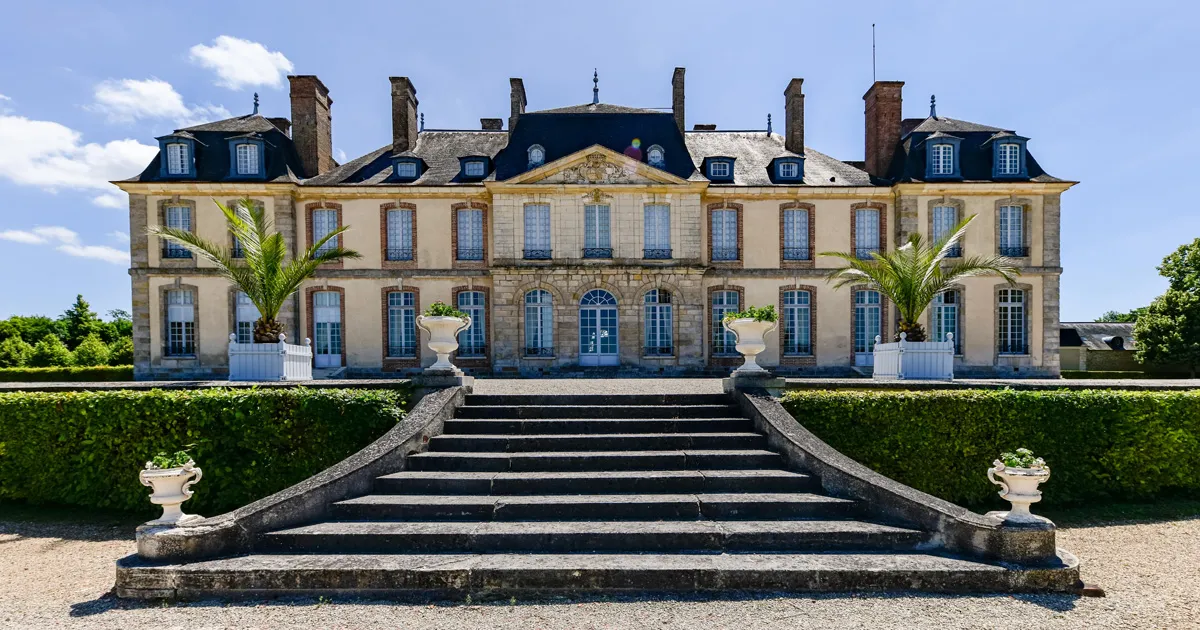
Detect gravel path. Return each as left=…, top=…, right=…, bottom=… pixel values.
left=1, top=512, right=1197, bottom=629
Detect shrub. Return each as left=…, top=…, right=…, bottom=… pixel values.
left=781, top=389, right=1200, bottom=508
left=0, top=366, right=134, bottom=382
left=0, top=387, right=410, bottom=515
left=107, top=337, right=135, bottom=366
left=423, top=301, right=468, bottom=318
left=27, top=334, right=73, bottom=367
left=723, top=305, right=778, bottom=323
left=0, top=336, right=33, bottom=368
left=71, top=333, right=111, bottom=366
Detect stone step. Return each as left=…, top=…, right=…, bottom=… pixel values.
left=428, top=433, right=767, bottom=453
left=257, top=520, right=926, bottom=554
left=117, top=551, right=1081, bottom=599
left=331, top=493, right=856, bottom=522
left=374, top=469, right=820, bottom=495
left=455, top=405, right=740, bottom=420
left=442, top=418, right=755, bottom=435
left=405, top=450, right=784, bottom=472
left=465, top=394, right=732, bottom=407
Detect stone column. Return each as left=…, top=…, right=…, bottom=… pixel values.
left=1042, top=192, right=1061, bottom=267
left=896, top=195, right=918, bottom=245
left=128, top=194, right=152, bottom=379
left=1042, top=274, right=1062, bottom=377
left=273, top=194, right=299, bottom=340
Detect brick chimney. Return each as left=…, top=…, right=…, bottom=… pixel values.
left=287, top=75, right=333, bottom=177
left=671, top=67, right=685, bottom=133
left=784, top=78, right=804, bottom=154
left=390, top=77, right=419, bottom=154
left=480, top=118, right=503, bottom=131
left=509, top=78, right=527, bottom=132
left=267, top=117, right=291, bottom=137
left=863, top=81, right=904, bottom=178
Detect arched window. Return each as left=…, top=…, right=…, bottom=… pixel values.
left=580, top=289, right=617, bottom=305
left=644, top=289, right=672, bottom=356
left=528, top=144, right=545, bottom=167
left=524, top=290, right=553, bottom=356
left=646, top=144, right=665, bottom=167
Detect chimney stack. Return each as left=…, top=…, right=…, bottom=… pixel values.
left=480, top=118, right=503, bottom=131
left=784, top=78, right=804, bottom=154
left=288, top=75, right=333, bottom=177
left=671, top=67, right=686, bottom=133
left=267, top=117, right=291, bottom=137
left=509, top=78, right=527, bottom=132
left=390, top=77, right=419, bottom=154
left=863, top=81, right=904, bottom=178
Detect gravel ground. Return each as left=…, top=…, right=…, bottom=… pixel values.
left=1, top=511, right=1197, bottom=629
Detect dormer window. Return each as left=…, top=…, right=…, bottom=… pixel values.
left=157, top=133, right=197, bottom=178
left=988, top=134, right=1029, bottom=179
left=773, top=157, right=805, bottom=182
left=704, top=157, right=735, bottom=182
left=460, top=156, right=488, bottom=180
left=393, top=157, right=422, bottom=181
left=235, top=143, right=259, bottom=175
left=710, top=162, right=730, bottom=178
left=647, top=145, right=665, bottom=167
left=779, top=162, right=798, bottom=178
left=931, top=144, right=954, bottom=175
left=166, top=143, right=189, bottom=175
left=924, top=134, right=962, bottom=180
left=528, top=145, right=545, bottom=168
left=997, top=144, right=1019, bottom=175
left=227, top=136, right=265, bottom=179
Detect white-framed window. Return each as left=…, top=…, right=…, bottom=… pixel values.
left=997, top=288, right=1026, bottom=355
left=457, top=291, right=486, bottom=357
left=583, top=204, right=611, bottom=254
left=456, top=208, right=484, bottom=260
left=647, top=145, right=665, bottom=167
left=783, top=208, right=809, bottom=260
left=931, top=205, right=957, bottom=242
left=163, top=205, right=191, bottom=258
left=386, top=291, right=417, bottom=357
left=997, top=143, right=1021, bottom=175
left=931, top=143, right=954, bottom=175
left=998, top=205, right=1024, bottom=256
left=782, top=290, right=811, bottom=355
left=235, top=143, right=259, bottom=175
left=524, top=290, right=553, bottom=356
left=779, top=162, right=799, bottom=178
left=711, top=208, right=738, bottom=261
left=464, top=160, right=486, bottom=177
left=643, top=204, right=670, bottom=258
left=523, top=204, right=551, bottom=258
left=855, top=207, right=880, bottom=259
left=528, top=145, right=545, bottom=167
left=853, top=290, right=882, bottom=354
left=386, top=208, right=414, bottom=261
left=711, top=290, right=739, bottom=356
left=165, top=143, right=189, bottom=175
left=311, top=208, right=338, bottom=256
left=395, top=161, right=418, bottom=178
left=166, top=289, right=195, bottom=356
left=932, top=290, right=960, bottom=352
left=235, top=291, right=260, bottom=344
left=644, top=289, right=673, bottom=355
left=709, top=161, right=731, bottom=178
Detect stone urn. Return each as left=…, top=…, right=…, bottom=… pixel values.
left=987, top=460, right=1051, bottom=524
left=139, top=461, right=203, bottom=525
left=722, top=318, right=778, bottom=374
left=416, top=315, right=472, bottom=373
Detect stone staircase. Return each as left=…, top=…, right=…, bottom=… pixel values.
left=119, top=392, right=1076, bottom=597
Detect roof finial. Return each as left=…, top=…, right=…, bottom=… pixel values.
left=592, top=68, right=599, bottom=105
left=766, top=113, right=772, bottom=135
left=929, top=94, right=937, bottom=119
left=253, top=92, right=259, bottom=115
left=420, top=112, right=425, bottom=131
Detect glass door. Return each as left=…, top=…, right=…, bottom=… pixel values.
left=313, top=291, right=342, bottom=367
left=854, top=290, right=881, bottom=367
left=579, top=290, right=618, bottom=366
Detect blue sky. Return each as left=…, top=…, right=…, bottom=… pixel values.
left=0, top=0, right=1195, bottom=321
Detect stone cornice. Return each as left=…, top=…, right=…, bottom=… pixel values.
left=892, top=181, right=1076, bottom=196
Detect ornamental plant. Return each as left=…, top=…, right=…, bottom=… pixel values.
left=999, top=448, right=1047, bottom=470
left=147, top=449, right=194, bottom=470
left=149, top=198, right=362, bottom=342
left=723, top=305, right=778, bottom=323
left=822, top=214, right=1020, bottom=341
left=423, top=302, right=469, bottom=318
left=71, top=333, right=111, bottom=367
left=28, top=334, right=73, bottom=367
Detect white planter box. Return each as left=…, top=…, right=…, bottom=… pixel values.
left=872, top=332, right=954, bottom=380
left=228, top=333, right=313, bottom=381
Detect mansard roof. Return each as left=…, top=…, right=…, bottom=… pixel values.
left=888, top=115, right=1063, bottom=184
left=307, top=130, right=510, bottom=186
left=684, top=131, right=874, bottom=186
left=529, top=102, right=664, bottom=115
left=125, top=113, right=304, bottom=183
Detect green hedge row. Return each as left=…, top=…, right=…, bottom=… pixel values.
left=0, top=387, right=409, bottom=515
left=1060, top=370, right=1190, bottom=380
left=0, top=365, right=134, bottom=382
left=781, top=389, right=1200, bottom=508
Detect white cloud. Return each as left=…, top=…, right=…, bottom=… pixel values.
left=89, top=78, right=230, bottom=126
left=189, top=36, right=294, bottom=90
left=0, top=93, right=11, bottom=114
left=0, top=226, right=129, bottom=265
left=335, top=149, right=347, bottom=163
left=92, top=192, right=126, bottom=209
left=109, top=230, right=130, bottom=243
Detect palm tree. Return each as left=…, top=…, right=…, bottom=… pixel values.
left=821, top=214, right=1019, bottom=342
left=149, top=198, right=361, bottom=343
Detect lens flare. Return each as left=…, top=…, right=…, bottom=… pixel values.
left=631, top=138, right=642, bottom=148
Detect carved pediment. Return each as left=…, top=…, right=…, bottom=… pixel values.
left=502, top=145, right=690, bottom=186
left=553, top=153, right=636, bottom=184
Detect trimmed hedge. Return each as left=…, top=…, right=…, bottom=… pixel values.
left=0, top=365, right=134, bottom=382
left=0, top=387, right=409, bottom=515
left=781, top=389, right=1200, bottom=508
left=1061, top=370, right=1191, bottom=380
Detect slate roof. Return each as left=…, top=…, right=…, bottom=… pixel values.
left=127, top=114, right=304, bottom=184
left=684, top=132, right=874, bottom=186
left=307, top=131, right=510, bottom=186
left=1060, top=322, right=1137, bottom=351
left=887, top=115, right=1062, bottom=184
left=530, top=103, right=664, bottom=115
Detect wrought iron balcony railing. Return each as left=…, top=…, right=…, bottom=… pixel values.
left=386, top=247, right=414, bottom=261
left=943, top=245, right=962, bottom=258
left=162, top=247, right=192, bottom=259
left=524, top=346, right=554, bottom=357
left=582, top=247, right=613, bottom=259
left=854, top=247, right=880, bottom=260
left=643, top=248, right=672, bottom=260
left=457, top=343, right=487, bottom=358
left=523, top=248, right=552, bottom=260
left=387, top=343, right=417, bottom=358
left=999, top=245, right=1030, bottom=257
left=230, top=246, right=245, bottom=259
left=782, top=345, right=813, bottom=356
left=997, top=342, right=1029, bottom=355
left=456, top=248, right=485, bottom=261
left=644, top=345, right=674, bottom=356
left=712, top=247, right=739, bottom=261
left=782, top=247, right=811, bottom=261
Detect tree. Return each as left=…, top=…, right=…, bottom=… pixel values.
left=0, top=315, right=66, bottom=344
left=149, top=198, right=361, bottom=342
left=59, top=294, right=105, bottom=349
left=821, top=214, right=1020, bottom=341
left=72, top=333, right=111, bottom=366
left=107, top=336, right=135, bottom=365
left=0, top=336, right=33, bottom=367
left=1096, top=307, right=1147, bottom=323
left=1157, top=237, right=1200, bottom=293
left=106, top=309, right=133, bottom=340
left=27, top=334, right=74, bottom=367
left=1134, top=289, right=1200, bottom=377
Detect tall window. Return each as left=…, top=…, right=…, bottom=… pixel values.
left=931, top=144, right=954, bottom=175
left=643, top=204, right=671, bottom=259
left=235, top=291, right=260, bottom=344
left=165, top=143, right=189, bottom=175
left=932, top=290, right=960, bottom=353
left=711, top=209, right=738, bottom=261
left=855, top=207, right=880, bottom=259
left=997, top=288, right=1026, bottom=355
left=524, top=290, right=553, bottom=356
left=235, top=143, right=259, bottom=175
left=165, top=289, right=195, bottom=356
left=163, top=205, right=191, bottom=258
left=457, top=291, right=486, bottom=357
left=386, top=208, right=414, bottom=261
left=997, top=143, right=1021, bottom=175
left=782, top=290, right=812, bottom=355
left=311, top=208, right=338, bottom=256
left=583, top=204, right=611, bottom=258
left=998, top=205, right=1025, bottom=256
left=931, top=205, right=960, bottom=257
left=456, top=208, right=484, bottom=260
left=644, top=289, right=673, bottom=355
left=711, top=290, right=739, bottom=356
left=386, top=291, right=417, bottom=357
left=782, top=208, right=810, bottom=261
left=853, top=290, right=882, bottom=354
left=523, top=204, right=551, bottom=259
